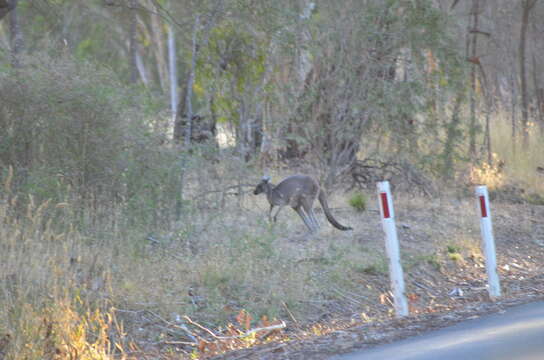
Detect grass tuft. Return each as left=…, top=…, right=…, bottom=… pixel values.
left=348, top=192, right=368, bottom=212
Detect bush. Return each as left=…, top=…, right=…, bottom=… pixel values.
left=348, top=192, right=367, bottom=212
left=0, top=53, right=187, bottom=229
left=1, top=54, right=128, bottom=193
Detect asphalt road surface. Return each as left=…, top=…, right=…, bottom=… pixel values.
left=332, top=301, right=544, bottom=360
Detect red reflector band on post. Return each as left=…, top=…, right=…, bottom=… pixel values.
left=479, top=195, right=487, bottom=217
left=380, top=192, right=390, bottom=218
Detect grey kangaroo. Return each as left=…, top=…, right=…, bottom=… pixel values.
left=253, top=174, right=352, bottom=232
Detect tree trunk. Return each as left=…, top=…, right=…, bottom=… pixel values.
left=183, top=15, right=199, bottom=147
left=148, top=0, right=168, bottom=92
left=168, top=22, right=178, bottom=125
left=519, top=0, right=538, bottom=148
left=174, top=13, right=200, bottom=220
left=128, top=0, right=138, bottom=83
left=510, top=66, right=518, bottom=154
left=135, top=47, right=149, bottom=85
left=532, top=53, right=544, bottom=134
left=8, top=0, right=22, bottom=68
left=443, top=92, right=465, bottom=180
left=468, top=0, right=479, bottom=159
left=0, top=0, right=15, bottom=22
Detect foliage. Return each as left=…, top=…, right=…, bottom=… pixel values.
left=0, top=53, right=187, bottom=229
left=278, top=0, right=467, bottom=186
left=348, top=192, right=367, bottom=212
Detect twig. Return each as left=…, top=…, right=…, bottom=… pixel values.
left=183, top=315, right=221, bottom=338
left=155, top=325, right=198, bottom=344
left=412, top=280, right=437, bottom=296
left=282, top=301, right=300, bottom=328
left=147, top=311, right=200, bottom=343
left=183, top=316, right=286, bottom=340
left=113, top=307, right=146, bottom=314
left=233, top=322, right=287, bottom=339
left=162, top=340, right=196, bottom=346
left=332, top=287, right=362, bottom=305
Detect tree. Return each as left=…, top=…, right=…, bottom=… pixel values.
left=277, top=1, right=464, bottom=186
left=8, top=0, right=22, bottom=67
left=0, top=0, right=15, bottom=21
left=467, top=0, right=481, bottom=159
left=128, top=0, right=138, bottom=83
left=519, top=0, right=538, bottom=147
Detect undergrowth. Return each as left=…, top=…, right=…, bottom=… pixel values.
left=0, top=163, right=378, bottom=358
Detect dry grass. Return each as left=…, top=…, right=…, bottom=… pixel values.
left=1, top=156, right=543, bottom=358
left=0, top=186, right=125, bottom=358
left=491, top=117, right=544, bottom=194
left=0, top=167, right=382, bottom=358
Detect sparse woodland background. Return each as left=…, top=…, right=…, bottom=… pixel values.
left=0, top=0, right=543, bottom=358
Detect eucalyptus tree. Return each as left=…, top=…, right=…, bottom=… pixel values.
left=519, top=0, right=539, bottom=147
left=275, top=0, right=466, bottom=186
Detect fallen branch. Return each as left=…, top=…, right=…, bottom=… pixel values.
left=282, top=301, right=300, bottom=328
left=147, top=311, right=199, bottom=344
left=183, top=316, right=286, bottom=340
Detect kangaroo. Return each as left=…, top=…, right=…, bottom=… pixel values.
left=253, top=174, right=352, bottom=232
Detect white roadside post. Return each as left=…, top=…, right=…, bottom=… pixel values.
left=377, top=181, right=409, bottom=317
left=475, top=186, right=501, bottom=299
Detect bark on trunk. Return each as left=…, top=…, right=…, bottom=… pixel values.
left=519, top=0, right=538, bottom=148
left=532, top=53, right=544, bottom=134
left=148, top=0, right=168, bottom=92
left=468, top=0, right=479, bottom=159
left=168, top=23, right=178, bottom=124
left=183, top=15, right=199, bottom=147
left=128, top=0, right=138, bottom=83
left=9, top=0, right=22, bottom=68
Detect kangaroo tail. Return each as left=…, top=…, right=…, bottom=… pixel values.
left=318, top=190, right=352, bottom=231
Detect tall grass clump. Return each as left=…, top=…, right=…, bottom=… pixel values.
left=348, top=192, right=367, bottom=212
left=0, top=173, right=126, bottom=359
left=492, top=115, right=544, bottom=194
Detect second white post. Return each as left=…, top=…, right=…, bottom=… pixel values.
left=377, top=181, right=409, bottom=317
left=475, top=185, right=501, bottom=299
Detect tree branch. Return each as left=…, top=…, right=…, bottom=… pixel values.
left=469, top=28, right=491, bottom=37
left=0, top=0, right=16, bottom=21
left=450, top=0, right=461, bottom=10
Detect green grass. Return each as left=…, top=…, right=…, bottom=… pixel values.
left=348, top=192, right=368, bottom=212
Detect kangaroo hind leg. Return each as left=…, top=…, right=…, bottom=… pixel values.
left=293, top=205, right=315, bottom=233
left=272, top=205, right=285, bottom=222
left=301, top=196, right=319, bottom=232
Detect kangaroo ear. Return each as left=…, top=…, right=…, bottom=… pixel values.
left=262, top=175, right=271, bottom=183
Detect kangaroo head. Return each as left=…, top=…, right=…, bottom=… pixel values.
left=253, top=175, right=271, bottom=195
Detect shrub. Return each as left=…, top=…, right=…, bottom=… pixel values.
left=0, top=53, right=187, bottom=229
left=349, top=192, right=367, bottom=212
left=446, top=245, right=461, bottom=254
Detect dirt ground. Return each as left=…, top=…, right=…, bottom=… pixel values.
left=205, top=196, right=544, bottom=360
